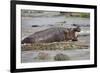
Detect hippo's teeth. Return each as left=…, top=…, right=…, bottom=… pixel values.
left=75, top=32, right=78, bottom=37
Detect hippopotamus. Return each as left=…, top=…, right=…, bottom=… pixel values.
left=21, top=26, right=80, bottom=44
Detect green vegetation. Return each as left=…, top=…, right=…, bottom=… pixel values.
left=80, top=13, right=90, bottom=18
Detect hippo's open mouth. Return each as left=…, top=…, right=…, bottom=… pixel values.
left=75, top=32, right=78, bottom=38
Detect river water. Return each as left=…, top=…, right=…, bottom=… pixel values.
left=21, top=14, right=90, bottom=63
left=21, top=15, right=90, bottom=39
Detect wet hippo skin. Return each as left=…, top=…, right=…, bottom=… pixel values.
left=21, top=26, right=80, bottom=44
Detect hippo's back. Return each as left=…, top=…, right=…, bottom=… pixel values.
left=22, top=27, right=66, bottom=44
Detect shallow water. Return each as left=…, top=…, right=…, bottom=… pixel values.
left=21, top=13, right=90, bottom=63
left=21, top=49, right=90, bottom=63
left=21, top=16, right=90, bottom=39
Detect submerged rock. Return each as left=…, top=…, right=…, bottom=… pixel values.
left=54, top=53, right=70, bottom=61
left=35, top=52, right=50, bottom=60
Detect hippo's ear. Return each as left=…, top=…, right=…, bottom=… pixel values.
left=73, top=26, right=81, bottom=32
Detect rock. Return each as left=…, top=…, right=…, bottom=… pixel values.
left=32, top=25, right=39, bottom=27
left=54, top=53, right=70, bottom=61
left=35, top=52, right=50, bottom=60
